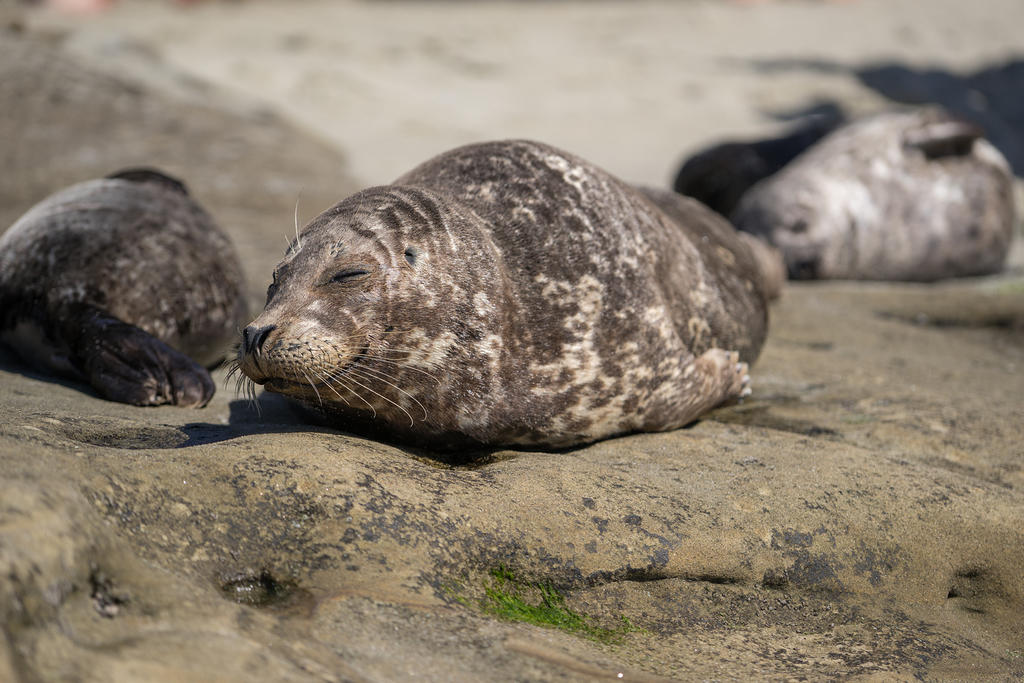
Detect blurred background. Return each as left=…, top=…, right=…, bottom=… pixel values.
left=2, top=0, right=1022, bottom=301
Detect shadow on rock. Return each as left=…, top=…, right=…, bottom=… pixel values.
left=176, top=393, right=331, bottom=447
left=856, top=60, right=1024, bottom=175
left=0, top=348, right=103, bottom=400
left=187, top=393, right=508, bottom=467
left=743, top=56, right=1024, bottom=175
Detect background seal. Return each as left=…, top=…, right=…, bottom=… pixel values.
left=731, top=107, right=1016, bottom=281
left=0, top=169, right=247, bottom=406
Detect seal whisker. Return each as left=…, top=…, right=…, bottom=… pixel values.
left=226, top=360, right=240, bottom=386
left=374, top=346, right=440, bottom=355
left=374, top=343, right=440, bottom=352
left=323, top=369, right=376, bottom=418
left=300, top=369, right=323, bottom=406
left=346, top=365, right=428, bottom=421
left=373, top=357, right=444, bottom=375
left=373, top=347, right=446, bottom=365
left=225, top=356, right=260, bottom=412
left=359, top=356, right=442, bottom=384
left=312, top=368, right=352, bottom=405
left=335, top=328, right=407, bottom=343
left=335, top=370, right=415, bottom=427
left=245, top=379, right=261, bottom=415
left=225, top=359, right=240, bottom=384
left=293, top=191, right=303, bottom=252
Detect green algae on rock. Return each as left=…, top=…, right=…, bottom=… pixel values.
left=460, top=566, right=643, bottom=645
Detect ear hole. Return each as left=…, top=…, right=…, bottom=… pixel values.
left=789, top=219, right=809, bottom=234
left=404, top=246, right=418, bottom=266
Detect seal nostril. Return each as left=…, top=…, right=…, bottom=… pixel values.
left=243, top=324, right=276, bottom=356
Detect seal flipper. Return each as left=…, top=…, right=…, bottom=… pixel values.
left=667, top=349, right=750, bottom=429
left=903, top=120, right=984, bottom=159
left=67, top=306, right=214, bottom=407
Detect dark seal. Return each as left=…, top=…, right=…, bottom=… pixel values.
left=237, top=140, right=774, bottom=450
left=673, top=107, right=844, bottom=217
left=0, top=169, right=246, bottom=406
left=731, top=107, right=1017, bottom=281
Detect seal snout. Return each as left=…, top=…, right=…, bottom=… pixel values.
left=242, top=324, right=276, bottom=357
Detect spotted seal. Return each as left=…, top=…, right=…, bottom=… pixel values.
left=0, top=169, right=246, bottom=406
left=237, top=140, right=774, bottom=450
left=731, top=107, right=1016, bottom=281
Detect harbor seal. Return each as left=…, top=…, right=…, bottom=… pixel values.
left=237, top=140, right=773, bottom=450
left=731, top=107, right=1016, bottom=281
left=640, top=187, right=786, bottom=301
left=0, top=169, right=246, bottom=406
left=672, top=107, right=843, bottom=217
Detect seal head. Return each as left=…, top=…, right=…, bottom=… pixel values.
left=0, top=169, right=246, bottom=406
left=239, top=140, right=772, bottom=450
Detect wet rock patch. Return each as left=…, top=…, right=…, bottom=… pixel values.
left=219, top=569, right=306, bottom=609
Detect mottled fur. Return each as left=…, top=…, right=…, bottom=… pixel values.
left=732, top=108, right=1016, bottom=281
left=0, top=170, right=246, bottom=406
left=641, top=188, right=786, bottom=301
left=239, top=141, right=772, bottom=450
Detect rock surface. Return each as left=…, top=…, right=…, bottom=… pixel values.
left=2, top=2, right=1023, bottom=681
left=0, top=28, right=357, bottom=309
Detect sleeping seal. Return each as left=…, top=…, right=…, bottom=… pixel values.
left=0, top=169, right=246, bottom=406
left=731, top=107, right=1016, bottom=281
left=237, top=140, right=774, bottom=450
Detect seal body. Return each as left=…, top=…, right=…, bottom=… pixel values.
left=731, top=108, right=1016, bottom=281
left=641, top=188, right=786, bottom=302
left=0, top=169, right=246, bottom=406
left=238, top=140, right=772, bottom=450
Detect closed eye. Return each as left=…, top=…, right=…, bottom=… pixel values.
left=331, top=267, right=371, bottom=283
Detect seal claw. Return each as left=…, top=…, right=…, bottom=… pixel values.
left=79, top=314, right=215, bottom=407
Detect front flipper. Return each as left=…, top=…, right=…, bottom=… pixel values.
left=69, top=310, right=214, bottom=407
left=672, top=349, right=751, bottom=428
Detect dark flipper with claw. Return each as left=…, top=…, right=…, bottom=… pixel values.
left=68, top=307, right=215, bottom=407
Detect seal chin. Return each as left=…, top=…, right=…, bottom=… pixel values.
left=263, top=377, right=303, bottom=394
left=261, top=369, right=353, bottom=399
left=237, top=353, right=268, bottom=385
